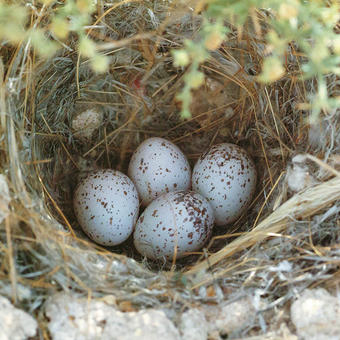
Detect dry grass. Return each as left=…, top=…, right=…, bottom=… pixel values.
left=0, top=0, right=339, bottom=337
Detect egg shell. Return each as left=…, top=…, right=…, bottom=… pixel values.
left=128, top=137, right=191, bottom=206
left=133, top=191, right=214, bottom=260
left=73, top=169, right=139, bottom=246
left=192, top=143, right=257, bottom=226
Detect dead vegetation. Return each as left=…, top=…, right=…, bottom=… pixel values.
left=0, top=1, right=339, bottom=337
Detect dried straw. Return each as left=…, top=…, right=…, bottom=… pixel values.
left=0, top=1, right=339, bottom=337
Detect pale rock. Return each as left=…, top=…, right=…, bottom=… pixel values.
left=179, top=308, right=208, bottom=340
left=204, top=297, right=256, bottom=336
left=45, top=293, right=180, bottom=340
left=0, top=295, right=37, bottom=340
left=290, top=288, right=340, bottom=340
left=103, top=309, right=180, bottom=340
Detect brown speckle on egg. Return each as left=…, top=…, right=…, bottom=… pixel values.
left=128, top=137, right=191, bottom=206
left=73, top=169, right=139, bottom=246
left=133, top=191, right=214, bottom=260
left=192, top=143, right=257, bottom=226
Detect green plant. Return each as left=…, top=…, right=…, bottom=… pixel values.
left=0, top=0, right=108, bottom=72
left=1, top=1, right=339, bottom=122
left=173, top=0, right=340, bottom=121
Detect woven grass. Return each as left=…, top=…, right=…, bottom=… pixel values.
left=0, top=1, right=339, bottom=336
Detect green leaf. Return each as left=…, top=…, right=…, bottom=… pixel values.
left=258, top=56, right=285, bottom=83
left=173, top=50, right=190, bottom=67
left=79, top=36, right=97, bottom=58
left=30, top=29, right=58, bottom=58
left=90, top=54, right=109, bottom=74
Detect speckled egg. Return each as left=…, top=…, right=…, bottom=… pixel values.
left=128, top=137, right=191, bottom=206
left=73, top=169, right=139, bottom=246
left=192, top=143, right=257, bottom=226
left=133, top=191, right=214, bottom=260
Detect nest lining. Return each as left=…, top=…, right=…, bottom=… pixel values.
left=0, top=1, right=339, bottom=336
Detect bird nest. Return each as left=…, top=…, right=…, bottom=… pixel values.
left=0, top=1, right=339, bottom=336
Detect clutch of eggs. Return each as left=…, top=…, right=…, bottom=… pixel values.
left=128, top=137, right=191, bottom=206
left=73, top=169, right=139, bottom=246
left=72, top=138, right=256, bottom=262
left=133, top=191, right=214, bottom=260
left=192, top=143, right=257, bottom=226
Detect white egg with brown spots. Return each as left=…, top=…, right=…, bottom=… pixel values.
left=128, top=137, right=191, bottom=206
left=192, top=143, right=256, bottom=226
left=73, top=169, right=139, bottom=246
left=133, top=191, right=214, bottom=260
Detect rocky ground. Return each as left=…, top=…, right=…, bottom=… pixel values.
left=2, top=287, right=340, bottom=340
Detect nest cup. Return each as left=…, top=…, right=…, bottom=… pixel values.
left=1, top=2, right=340, bottom=317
